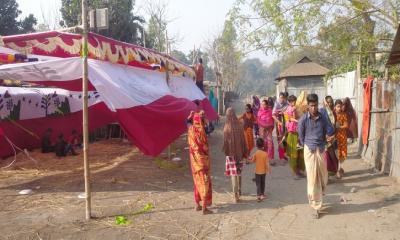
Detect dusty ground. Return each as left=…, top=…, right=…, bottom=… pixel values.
left=0, top=102, right=400, bottom=240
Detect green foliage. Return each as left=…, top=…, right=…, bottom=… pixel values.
left=115, top=215, right=131, bottom=225
left=60, top=0, right=144, bottom=44
left=231, top=0, right=398, bottom=72
left=19, top=14, right=37, bottom=33
left=207, top=19, right=243, bottom=91
left=324, top=61, right=357, bottom=82
left=146, top=15, right=167, bottom=52
left=237, top=58, right=273, bottom=96
left=387, top=66, right=400, bottom=83
left=114, top=203, right=154, bottom=225
left=0, top=0, right=37, bottom=35
left=171, top=50, right=190, bottom=65
left=133, top=203, right=154, bottom=215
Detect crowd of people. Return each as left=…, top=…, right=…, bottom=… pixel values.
left=186, top=91, right=358, bottom=219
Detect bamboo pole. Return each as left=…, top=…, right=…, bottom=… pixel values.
left=165, top=59, right=172, bottom=160
left=82, top=0, right=91, bottom=221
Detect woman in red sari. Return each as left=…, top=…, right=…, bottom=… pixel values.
left=188, top=112, right=213, bottom=214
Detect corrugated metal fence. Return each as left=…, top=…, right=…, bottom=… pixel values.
left=327, top=70, right=357, bottom=107
left=358, top=78, right=400, bottom=178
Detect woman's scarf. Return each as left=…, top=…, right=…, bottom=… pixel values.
left=223, top=108, right=247, bottom=161
left=257, top=106, right=274, bottom=128
left=273, top=99, right=288, bottom=114
left=323, top=99, right=336, bottom=126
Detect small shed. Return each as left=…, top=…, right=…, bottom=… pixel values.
left=275, top=57, right=329, bottom=102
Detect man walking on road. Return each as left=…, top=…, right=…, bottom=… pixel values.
left=298, top=94, right=334, bottom=219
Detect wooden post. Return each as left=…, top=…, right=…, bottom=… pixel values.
left=82, top=0, right=91, bottom=221
left=356, top=53, right=363, bottom=155
left=165, top=59, right=172, bottom=160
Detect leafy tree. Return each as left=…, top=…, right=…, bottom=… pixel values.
left=231, top=0, right=399, bottom=71
left=206, top=20, right=242, bottom=91
left=142, top=0, right=181, bottom=53
left=60, top=0, right=144, bottom=44
left=171, top=50, right=190, bottom=65
left=146, top=14, right=167, bottom=52
left=0, top=0, right=37, bottom=35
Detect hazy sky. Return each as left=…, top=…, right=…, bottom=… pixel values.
left=16, top=0, right=273, bottom=63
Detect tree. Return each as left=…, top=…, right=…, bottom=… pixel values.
left=231, top=0, right=399, bottom=70
left=146, top=14, right=167, bottom=52
left=171, top=50, right=190, bottom=65
left=60, top=0, right=144, bottom=44
left=19, top=14, right=37, bottom=33
left=39, top=1, right=63, bottom=30
left=0, top=0, right=37, bottom=35
left=209, top=20, right=242, bottom=91
left=142, top=0, right=181, bottom=53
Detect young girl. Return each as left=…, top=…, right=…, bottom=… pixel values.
left=335, top=99, right=349, bottom=179
left=240, top=104, right=256, bottom=152
left=248, top=138, right=270, bottom=202
left=257, top=98, right=275, bottom=165
left=285, top=95, right=305, bottom=179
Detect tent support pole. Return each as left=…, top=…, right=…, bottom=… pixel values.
left=165, top=60, right=172, bottom=161
left=82, top=0, right=91, bottom=221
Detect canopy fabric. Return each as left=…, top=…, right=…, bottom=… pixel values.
left=0, top=33, right=218, bottom=156
left=1, top=31, right=195, bottom=78
left=0, top=86, right=101, bottom=121
left=0, top=57, right=210, bottom=111
left=0, top=102, right=115, bottom=158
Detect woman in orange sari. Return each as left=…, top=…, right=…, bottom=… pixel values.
left=188, top=112, right=213, bottom=214
left=240, top=104, right=256, bottom=152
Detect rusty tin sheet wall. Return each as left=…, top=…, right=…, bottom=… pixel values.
left=360, top=79, right=400, bottom=177
left=390, top=83, right=400, bottom=177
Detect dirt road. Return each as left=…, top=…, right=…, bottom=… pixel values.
left=0, top=102, right=399, bottom=240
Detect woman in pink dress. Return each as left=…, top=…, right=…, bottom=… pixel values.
left=257, top=98, right=275, bottom=165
